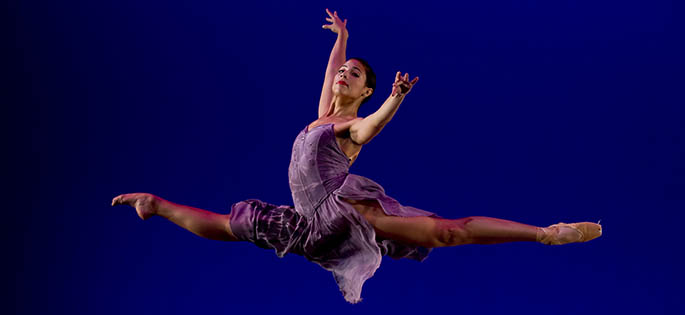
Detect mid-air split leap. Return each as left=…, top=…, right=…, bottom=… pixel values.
left=112, top=9, right=602, bottom=304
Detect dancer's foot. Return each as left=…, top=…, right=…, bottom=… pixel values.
left=111, top=193, right=161, bottom=220
left=537, top=222, right=602, bottom=245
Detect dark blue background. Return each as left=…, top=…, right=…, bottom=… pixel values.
left=16, top=0, right=683, bottom=314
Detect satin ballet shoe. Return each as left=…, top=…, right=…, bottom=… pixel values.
left=537, top=221, right=602, bottom=245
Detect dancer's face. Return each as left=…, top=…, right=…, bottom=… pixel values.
left=332, top=59, right=372, bottom=102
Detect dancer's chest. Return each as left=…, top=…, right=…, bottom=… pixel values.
left=307, top=119, right=363, bottom=165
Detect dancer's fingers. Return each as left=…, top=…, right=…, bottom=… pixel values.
left=411, top=76, right=419, bottom=85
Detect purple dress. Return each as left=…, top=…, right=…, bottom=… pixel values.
left=229, top=123, right=441, bottom=303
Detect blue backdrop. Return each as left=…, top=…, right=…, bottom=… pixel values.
left=17, top=0, right=682, bottom=314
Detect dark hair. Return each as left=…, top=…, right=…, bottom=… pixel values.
left=349, top=57, right=376, bottom=105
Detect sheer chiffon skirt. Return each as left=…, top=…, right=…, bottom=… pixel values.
left=229, top=173, right=441, bottom=303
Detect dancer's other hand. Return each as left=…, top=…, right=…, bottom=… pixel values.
left=322, top=8, right=348, bottom=36
left=391, top=72, right=419, bottom=97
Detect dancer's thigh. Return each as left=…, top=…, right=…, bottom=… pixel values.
left=341, top=198, right=443, bottom=248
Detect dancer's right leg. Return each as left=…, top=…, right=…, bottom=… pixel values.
left=342, top=198, right=601, bottom=248
left=112, top=193, right=239, bottom=242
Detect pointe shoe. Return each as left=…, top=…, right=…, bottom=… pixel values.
left=537, top=221, right=602, bottom=245
left=111, top=193, right=159, bottom=220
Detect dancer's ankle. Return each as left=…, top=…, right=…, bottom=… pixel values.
left=535, top=227, right=546, bottom=243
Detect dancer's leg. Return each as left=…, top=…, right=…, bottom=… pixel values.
left=434, top=216, right=539, bottom=245
left=343, top=198, right=600, bottom=248
left=375, top=215, right=540, bottom=247
left=112, top=193, right=239, bottom=242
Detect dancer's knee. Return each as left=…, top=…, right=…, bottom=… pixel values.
left=433, top=218, right=472, bottom=247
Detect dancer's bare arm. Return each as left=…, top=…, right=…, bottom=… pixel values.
left=350, top=72, right=419, bottom=145
left=319, top=8, right=348, bottom=118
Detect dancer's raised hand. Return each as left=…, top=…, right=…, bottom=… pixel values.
left=322, top=8, right=348, bottom=36
left=391, top=72, right=419, bottom=97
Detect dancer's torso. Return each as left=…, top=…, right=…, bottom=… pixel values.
left=288, top=118, right=362, bottom=216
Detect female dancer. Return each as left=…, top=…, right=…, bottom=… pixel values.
left=112, top=9, right=602, bottom=304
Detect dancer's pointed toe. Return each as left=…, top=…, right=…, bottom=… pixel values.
left=538, top=221, right=603, bottom=245
left=572, top=221, right=602, bottom=242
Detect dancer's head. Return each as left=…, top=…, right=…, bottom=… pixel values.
left=333, top=58, right=376, bottom=106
